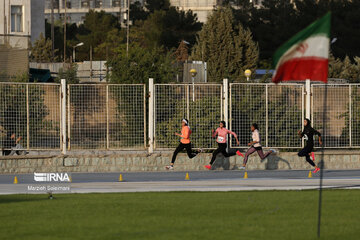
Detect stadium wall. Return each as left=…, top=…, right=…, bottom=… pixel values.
left=1, top=151, right=360, bottom=173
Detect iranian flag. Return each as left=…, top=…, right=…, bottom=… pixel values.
left=272, top=13, right=331, bottom=83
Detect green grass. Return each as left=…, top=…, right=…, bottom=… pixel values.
left=0, top=190, right=359, bottom=240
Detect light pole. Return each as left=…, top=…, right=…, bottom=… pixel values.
left=244, top=69, right=252, bottom=81
left=190, top=68, right=197, bottom=102
left=72, top=42, right=84, bottom=63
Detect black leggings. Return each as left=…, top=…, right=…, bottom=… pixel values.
left=210, top=143, right=236, bottom=165
left=298, top=145, right=315, bottom=167
left=172, top=143, right=198, bottom=164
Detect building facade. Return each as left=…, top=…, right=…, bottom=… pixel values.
left=0, top=0, right=45, bottom=43
left=44, top=0, right=142, bottom=25
left=170, top=0, right=264, bottom=22
left=170, top=0, right=218, bottom=22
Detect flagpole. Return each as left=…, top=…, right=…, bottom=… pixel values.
left=317, top=81, right=328, bottom=238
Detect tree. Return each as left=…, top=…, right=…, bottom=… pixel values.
left=244, top=0, right=298, bottom=61
left=230, top=0, right=360, bottom=61
left=130, top=1, right=149, bottom=22
left=45, top=19, right=79, bottom=62
left=94, top=28, right=125, bottom=60
left=191, top=7, right=259, bottom=82
left=145, top=0, right=170, bottom=12
left=108, top=44, right=176, bottom=84
left=135, top=7, right=202, bottom=50
left=30, top=33, right=58, bottom=62
left=328, top=54, right=360, bottom=83
left=56, top=63, right=79, bottom=84
left=76, top=10, right=120, bottom=61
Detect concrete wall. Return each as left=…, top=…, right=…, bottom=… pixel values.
left=31, top=0, right=45, bottom=43
left=1, top=151, right=360, bottom=174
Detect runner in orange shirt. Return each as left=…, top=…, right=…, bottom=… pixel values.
left=166, top=119, right=202, bottom=170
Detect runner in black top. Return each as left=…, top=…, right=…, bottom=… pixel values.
left=297, top=118, right=322, bottom=173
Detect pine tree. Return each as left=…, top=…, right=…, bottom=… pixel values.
left=30, top=33, right=58, bottom=62
left=191, top=7, right=258, bottom=82
left=328, top=53, right=343, bottom=80
left=329, top=54, right=360, bottom=83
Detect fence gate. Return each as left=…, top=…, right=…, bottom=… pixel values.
left=154, top=83, right=223, bottom=149
left=230, top=83, right=304, bottom=148
left=0, top=82, right=61, bottom=150
left=67, top=84, right=146, bottom=150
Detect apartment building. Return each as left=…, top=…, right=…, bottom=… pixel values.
left=0, top=0, right=45, bottom=43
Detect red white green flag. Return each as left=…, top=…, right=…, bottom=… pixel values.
left=272, top=13, right=331, bottom=83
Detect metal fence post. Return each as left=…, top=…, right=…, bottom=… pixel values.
left=265, top=84, right=268, bottom=147
left=26, top=84, right=30, bottom=150
left=186, top=85, right=190, bottom=119
left=223, top=79, right=229, bottom=126
left=61, top=79, right=67, bottom=155
left=306, top=79, right=311, bottom=120
left=148, top=78, right=154, bottom=154
left=349, top=85, right=352, bottom=147
left=302, top=84, right=305, bottom=148
left=67, top=84, right=71, bottom=150
left=106, top=85, right=110, bottom=149
left=223, top=79, right=229, bottom=146
left=144, top=85, right=147, bottom=149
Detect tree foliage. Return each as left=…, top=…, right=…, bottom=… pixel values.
left=132, top=7, right=201, bottom=50
left=76, top=10, right=121, bottom=61
left=191, top=7, right=259, bottom=82
left=329, top=54, right=360, bottom=83
left=232, top=0, right=360, bottom=61
left=30, top=33, right=58, bottom=62
left=56, top=64, right=80, bottom=84
left=108, top=44, right=176, bottom=84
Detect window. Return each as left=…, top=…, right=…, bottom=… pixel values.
left=81, top=0, right=89, bottom=8
left=112, top=0, right=120, bottom=7
left=11, top=6, right=23, bottom=32
left=95, top=1, right=103, bottom=8
left=66, top=1, right=71, bottom=8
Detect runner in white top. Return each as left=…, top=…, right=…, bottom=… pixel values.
left=239, top=123, right=275, bottom=170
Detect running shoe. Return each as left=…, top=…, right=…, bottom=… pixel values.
left=238, top=166, right=246, bottom=170
left=270, top=149, right=277, bottom=154
left=313, top=167, right=320, bottom=174
left=198, top=148, right=204, bottom=153
left=204, top=165, right=212, bottom=170
left=311, top=152, right=315, bottom=161
left=165, top=165, right=174, bottom=170
left=236, top=150, right=244, bottom=157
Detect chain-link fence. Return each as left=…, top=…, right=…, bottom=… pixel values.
left=68, top=84, right=146, bottom=150
left=0, top=83, right=61, bottom=151
left=154, top=83, right=222, bottom=149
left=230, top=83, right=304, bottom=148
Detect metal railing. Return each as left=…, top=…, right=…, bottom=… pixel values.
left=67, top=84, right=146, bottom=150
left=230, top=83, right=304, bottom=148
left=1, top=80, right=359, bottom=153
left=312, top=84, right=360, bottom=148
left=0, top=82, right=61, bottom=150
left=153, top=83, right=223, bottom=149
